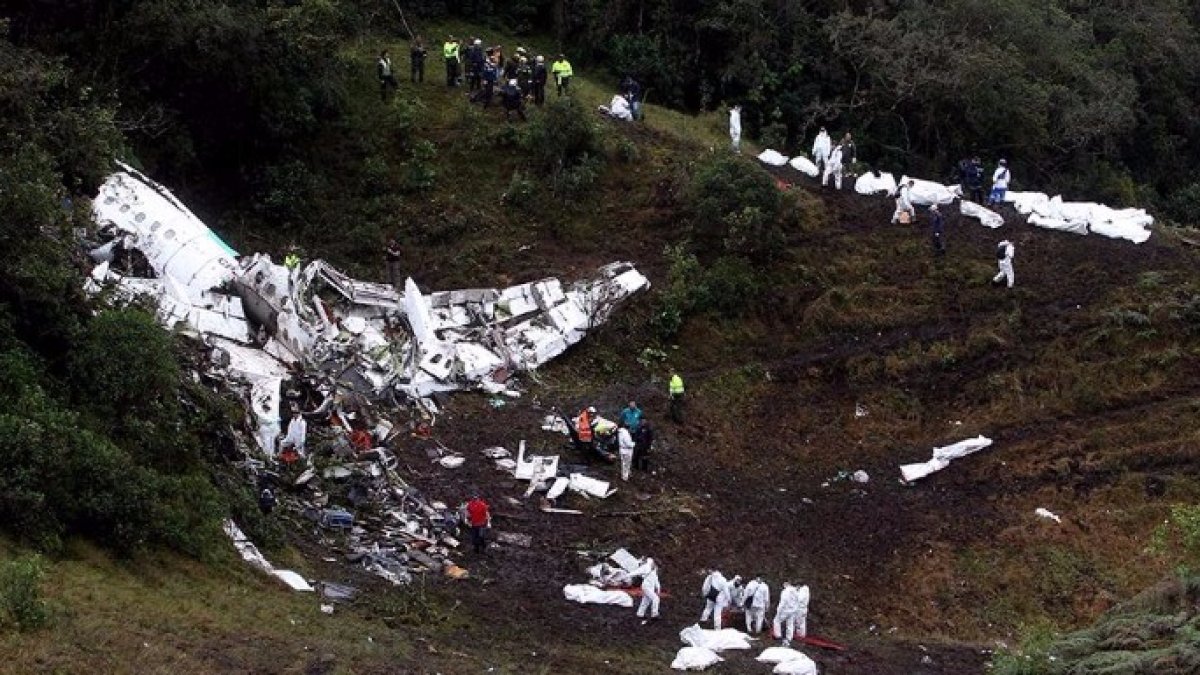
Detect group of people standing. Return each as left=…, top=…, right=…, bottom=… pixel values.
left=700, top=570, right=811, bottom=646
left=574, top=401, right=655, bottom=481
left=955, top=156, right=1011, bottom=206
left=378, top=35, right=574, bottom=123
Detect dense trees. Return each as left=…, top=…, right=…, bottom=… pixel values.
left=0, top=24, right=267, bottom=557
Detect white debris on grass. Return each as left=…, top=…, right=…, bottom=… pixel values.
left=960, top=200, right=1005, bottom=229
left=898, top=176, right=962, bottom=206
left=671, top=647, right=724, bottom=671
left=679, top=624, right=755, bottom=652
left=900, top=436, right=994, bottom=482
left=757, top=149, right=789, bottom=166
left=1035, top=508, right=1062, bottom=524
left=854, top=171, right=897, bottom=196
left=773, top=655, right=819, bottom=675
left=1012, top=193, right=1153, bottom=243
left=224, top=519, right=314, bottom=592
left=757, top=646, right=812, bottom=663
left=563, top=584, right=634, bottom=607
left=789, top=156, right=820, bottom=177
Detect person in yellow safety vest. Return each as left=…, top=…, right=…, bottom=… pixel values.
left=575, top=405, right=597, bottom=456
left=550, top=54, right=573, bottom=96
left=443, top=36, right=461, bottom=87
left=669, top=370, right=685, bottom=424
left=284, top=249, right=301, bottom=271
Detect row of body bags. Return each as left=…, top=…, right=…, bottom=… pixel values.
left=756, top=149, right=1153, bottom=244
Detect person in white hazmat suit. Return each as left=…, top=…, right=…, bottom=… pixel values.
left=617, top=424, right=635, bottom=481
left=729, top=105, right=742, bottom=153
left=742, top=576, right=771, bottom=634
left=822, top=144, right=844, bottom=190
left=892, top=179, right=915, bottom=224
left=773, top=582, right=810, bottom=645
left=636, top=558, right=661, bottom=622
left=713, top=574, right=742, bottom=629
left=993, top=240, right=1015, bottom=288
left=700, top=569, right=728, bottom=625
left=811, top=127, right=831, bottom=173
left=281, top=410, right=307, bottom=456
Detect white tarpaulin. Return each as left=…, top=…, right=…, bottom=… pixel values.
left=679, top=624, right=755, bottom=651
left=672, top=647, right=724, bottom=671
left=898, top=176, right=961, bottom=206
left=1004, top=191, right=1050, bottom=215
left=789, top=156, right=820, bottom=177
left=758, top=647, right=812, bottom=663
left=774, top=656, right=819, bottom=675
left=960, top=200, right=1005, bottom=229
left=1029, top=213, right=1088, bottom=236
left=900, top=435, right=994, bottom=482
left=854, top=171, right=897, bottom=196
left=563, top=584, right=634, bottom=607
left=757, top=149, right=789, bottom=167
left=1012, top=193, right=1152, bottom=244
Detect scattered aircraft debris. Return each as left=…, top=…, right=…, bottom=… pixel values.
left=84, top=164, right=650, bottom=585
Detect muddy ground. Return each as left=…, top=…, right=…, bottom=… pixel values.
left=292, top=166, right=1200, bottom=674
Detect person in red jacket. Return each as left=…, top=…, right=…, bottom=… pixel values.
left=466, top=492, right=491, bottom=554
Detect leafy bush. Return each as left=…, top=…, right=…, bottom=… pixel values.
left=402, top=139, right=438, bottom=193
left=0, top=555, right=49, bottom=632
left=651, top=245, right=766, bottom=339
left=524, top=97, right=601, bottom=167
left=1165, top=183, right=1200, bottom=226
left=686, top=155, right=784, bottom=260
left=699, top=256, right=763, bottom=314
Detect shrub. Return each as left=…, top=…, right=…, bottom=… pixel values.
left=401, top=139, right=438, bottom=192
left=686, top=155, right=783, bottom=259
left=1164, top=183, right=1200, bottom=226
left=700, top=256, right=763, bottom=315
left=723, top=205, right=785, bottom=262
left=0, top=555, right=49, bottom=632
left=523, top=97, right=602, bottom=174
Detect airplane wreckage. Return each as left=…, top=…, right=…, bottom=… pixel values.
left=82, top=165, right=649, bottom=588
left=85, top=164, right=649, bottom=456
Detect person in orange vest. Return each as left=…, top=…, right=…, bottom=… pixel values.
left=575, top=405, right=597, bottom=456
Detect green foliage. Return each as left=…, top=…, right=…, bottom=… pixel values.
left=0, top=555, right=49, bottom=632
left=1150, top=505, right=1200, bottom=564
left=1165, top=183, right=1200, bottom=226
left=0, top=31, right=245, bottom=561
left=651, top=243, right=764, bottom=339
left=686, top=154, right=783, bottom=260
left=522, top=97, right=605, bottom=197
left=402, top=139, right=439, bottom=192
left=989, top=623, right=1059, bottom=675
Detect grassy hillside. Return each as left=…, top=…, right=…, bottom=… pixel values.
left=5, top=16, right=1200, bottom=675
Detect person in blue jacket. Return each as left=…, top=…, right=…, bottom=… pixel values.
left=619, top=400, right=643, bottom=432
